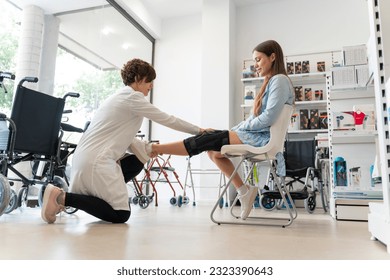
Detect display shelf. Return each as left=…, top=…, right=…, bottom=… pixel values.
left=328, top=86, right=375, bottom=100
left=289, top=72, right=328, bottom=85
left=331, top=130, right=377, bottom=144
left=241, top=72, right=327, bottom=84
left=295, top=100, right=327, bottom=106
left=288, top=129, right=326, bottom=134
left=333, top=190, right=383, bottom=199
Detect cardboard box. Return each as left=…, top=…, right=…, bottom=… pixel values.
left=355, top=64, right=370, bottom=87
left=342, top=44, right=367, bottom=66
left=331, top=66, right=356, bottom=89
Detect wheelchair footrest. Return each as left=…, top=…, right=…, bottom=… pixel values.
left=261, top=188, right=309, bottom=200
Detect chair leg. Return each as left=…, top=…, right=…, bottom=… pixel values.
left=210, top=157, right=298, bottom=227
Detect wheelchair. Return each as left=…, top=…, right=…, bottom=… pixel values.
left=259, top=139, right=327, bottom=214
left=0, top=76, right=81, bottom=217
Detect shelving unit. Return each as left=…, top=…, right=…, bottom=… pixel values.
left=327, top=77, right=382, bottom=220
left=366, top=0, right=390, bottom=253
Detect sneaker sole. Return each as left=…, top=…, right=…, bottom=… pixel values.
left=41, top=185, right=58, bottom=224
left=241, top=187, right=258, bottom=220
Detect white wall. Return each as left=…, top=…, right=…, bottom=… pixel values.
left=151, top=0, right=370, bottom=203
left=153, top=14, right=202, bottom=142
left=151, top=14, right=203, bottom=202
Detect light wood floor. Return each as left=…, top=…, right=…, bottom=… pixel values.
left=1, top=199, right=389, bottom=260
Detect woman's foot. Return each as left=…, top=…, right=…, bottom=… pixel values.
left=41, top=184, right=65, bottom=224
left=238, top=185, right=258, bottom=220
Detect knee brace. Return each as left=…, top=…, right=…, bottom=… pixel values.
left=183, top=130, right=230, bottom=157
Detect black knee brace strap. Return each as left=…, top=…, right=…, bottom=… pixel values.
left=183, top=130, right=230, bottom=157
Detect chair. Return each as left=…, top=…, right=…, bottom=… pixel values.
left=210, top=104, right=297, bottom=227
left=1, top=79, right=78, bottom=213
left=10, top=84, right=65, bottom=156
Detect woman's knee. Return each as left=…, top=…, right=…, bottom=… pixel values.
left=207, top=150, right=223, bottom=162
left=207, top=150, right=216, bottom=161
left=112, top=210, right=131, bottom=223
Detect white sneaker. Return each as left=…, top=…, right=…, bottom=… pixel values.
left=41, top=184, right=65, bottom=224
left=238, top=185, right=258, bottom=220
left=129, top=138, right=150, bottom=164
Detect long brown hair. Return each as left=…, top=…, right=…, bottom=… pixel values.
left=252, top=40, right=288, bottom=116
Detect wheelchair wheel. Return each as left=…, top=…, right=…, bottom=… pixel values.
left=260, top=196, right=276, bottom=211
left=4, top=189, right=18, bottom=214
left=0, top=174, right=11, bottom=217
left=17, top=186, right=28, bottom=210
left=320, top=162, right=330, bottom=213
left=304, top=193, right=316, bottom=213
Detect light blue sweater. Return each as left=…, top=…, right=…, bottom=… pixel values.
left=232, top=74, right=293, bottom=147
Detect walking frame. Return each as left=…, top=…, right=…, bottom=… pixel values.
left=210, top=104, right=297, bottom=227
left=136, top=154, right=184, bottom=206
left=183, top=157, right=227, bottom=207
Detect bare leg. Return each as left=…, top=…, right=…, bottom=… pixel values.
left=152, top=140, right=189, bottom=156
left=151, top=130, right=241, bottom=157
left=207, top=131, right=244, bottom=189
left=208, top=151, right=243, bottom=188
left=151, top=131, right=244, bottom=188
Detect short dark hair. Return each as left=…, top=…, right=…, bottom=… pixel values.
left=121, top=58, right=156, bottom=85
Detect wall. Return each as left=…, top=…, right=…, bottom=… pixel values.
left=151, top=0, right=370, bottom=203
left=151, top=14, right=203, bottom=202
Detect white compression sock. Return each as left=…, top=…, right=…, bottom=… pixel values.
left=237, top=185, right=248, bottom=196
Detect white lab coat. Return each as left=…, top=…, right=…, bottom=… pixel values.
left=70, top=86, right=200, bottom=210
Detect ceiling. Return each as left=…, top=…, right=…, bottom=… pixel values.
left=6, top=0, right=265, bottom=70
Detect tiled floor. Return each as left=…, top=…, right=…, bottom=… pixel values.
left=1, top=200, right=389, bottom=260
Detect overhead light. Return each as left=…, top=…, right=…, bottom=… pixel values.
left=122, top=43, right=131, bottom=50
left=101, top=27, right=112, bottom=35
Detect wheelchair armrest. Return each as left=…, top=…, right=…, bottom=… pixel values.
left=61, top=122, right=84, bottom=133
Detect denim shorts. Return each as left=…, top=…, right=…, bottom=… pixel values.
left=234, top=130, right=270, bottom=147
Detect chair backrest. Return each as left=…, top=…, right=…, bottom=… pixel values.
left=284, top=139, right=315, bottom=172
left=221, top=104, right=293, bottom=160
left=262, top=104, right=293, bottom=158
left=10, top=85, right=65, bottom=156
